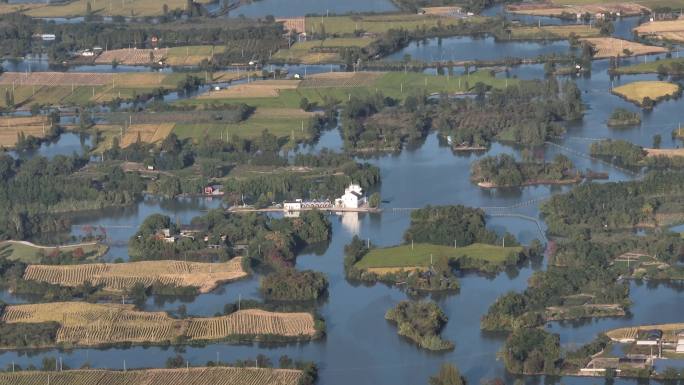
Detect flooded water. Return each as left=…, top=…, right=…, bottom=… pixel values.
left=385, top=36, right=573, bottom=62
left=9, top=132, right=92, bottom=159
left=3, top=4, right=684, bottom=385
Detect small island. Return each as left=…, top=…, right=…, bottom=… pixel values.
left=471, top=153, right=581, bottom=188
left=260, top=269, right=328, bottom=301
left=385, top=300, right=454, bottom=351
left=607, top=108, right=641, bottom=127
left=611, top=81, right=681, bottom=109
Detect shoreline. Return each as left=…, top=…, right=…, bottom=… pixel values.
left=228, top=206, right=382, bottom=213
left=476, top=177, right=582, bottom=189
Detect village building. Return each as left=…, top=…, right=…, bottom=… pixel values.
left=335, top=183, right=365, bottom=209
left=204, top=185, right=223, bottom=196
left=283, top=199, right=303, bottom=211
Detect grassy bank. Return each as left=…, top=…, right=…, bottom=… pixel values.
left=0, top=241, right=107, bottom=264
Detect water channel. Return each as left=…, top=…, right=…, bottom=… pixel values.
left=1, top=5, right=684, bottom=385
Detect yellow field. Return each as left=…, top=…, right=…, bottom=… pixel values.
left=120, top=123, right=175, bottom=147
left=0, top=368, right=304, bottom=385
left=0, top=116, right=50, bottom=146
left=612, top=81, right=680, bottom=104
left=1, top=302, right=316, bottom=346
left=420, top=6, right=463, bottom=16
left=645, top=147, right=684, bottom=157
left=23, top=0, right=211, bottom=17
left=507, top=2, right=649, bottom=17
left=510, top=24, right=600, bottom=39
left=0, top=72, right=111, bottom=86
left=95, top=48, right=168, bottom=65
left=197, top=80, right=300, bottom=99
left=165, top=45, right=226, bottom=66
left=635, top=19, right=684, bottom=42
left=23, top=258, right=247, bottom=293
left=581, top=37, right=668, bottom=58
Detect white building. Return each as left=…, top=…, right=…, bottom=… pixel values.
left=283, top=199, right=303, bottom=211
left=335, top=184, right=365, bottom=209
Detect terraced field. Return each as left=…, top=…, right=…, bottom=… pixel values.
left=23, top=258, right=247, bottom=293
left=0, top=302, right=316, bottom=347
left=0, top=367, right=303, bottom=385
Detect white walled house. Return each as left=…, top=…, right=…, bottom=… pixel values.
left=284, top=199, right=303, bottom=211
left=335, top=184, right=365, bottom=209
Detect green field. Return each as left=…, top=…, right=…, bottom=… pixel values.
left=508, top=25, right=600, bottom=40
left=273, top=38, right=374, bottom=64
left=305, top=14, right=485, bottom=35
left=179, top=71, right=516, bottom=109
left=21, top=0, right=211, bottom=17
left=355, top=243, right=523, bottom=269
left=612, top=57, right=684, bottom=75
left=0, top=241, right=107, bottom=263
left=173, top=107, right=317, bottom=143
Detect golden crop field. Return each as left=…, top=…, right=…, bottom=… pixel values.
left=299, top=72, right=384, bottom=88
left=0, top=367, right=304, bottom=385
left=186, top=309, right=316, bottom=339
left=1, top=302, right=316, bottom=347
left=612, top=80, right=680, bottom=104
left=120, top=123, right=175, bottom=147
left=0, top=72, right=112, bottom=86
left=95, top=48, right=169, bottom=65
left=580, top=37, right=668, bottom=58
left=23, top=258, right=247, bottom=293
left=197, top=80, right=300, bottom=99
left=635, top=19, right=684, bottom=42
left=607, top=323, right=684, bottom=342
left=23, top=0, right=211, bottom=18
left=0, top=116, right=50, bottom=147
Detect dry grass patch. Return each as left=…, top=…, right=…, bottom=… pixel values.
left=277, top=17, right=306, bottom=33
left=1, top=302, right=316, bottom=346
left=0, top=116, right=50, bottom=147
left=612, top=80, right=680, bottom=105
left=0, top=367, right=304, bottom=385
left=645, top=147, right=684, bottom=157
left=23, top=258, right=247, bottom=293
left=581, top=37, right=667, bottom=58
left=299, top=72, right=384, bottom=88
left=120, top=123, right=175, bottom=147
left=197, top=80, right=300, bottom=99
left=95, top=48, right=168, bottom=65
left=420, top=6, right=463, bottom=16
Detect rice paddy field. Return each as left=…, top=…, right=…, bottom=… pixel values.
left=354, top=243, right=523, bottom=272
left=95, top=48, right=169, bottom=65
left=0, top=115, right=50, bottom=146
left=0, top=241, right=107, bottom=264
left=165, top=45, right=226, bottom=66
left=0, top=302, right=316, bottom=347
left=580, top=37, right=668, bottom=58
left=612, top=80, right=680, bottom=105
left=0, top=367, right=304, bottom=385
left=0, top=72, right=192, bottom=107
left=120, top=123, right=176, bottom=147
left=607, top=323, right=684, bottom=342
left=21, top=0, right=211, bottom=18
left=23, top=258, right=247, bottom=293
left=273, top=38, right=374, bottom=64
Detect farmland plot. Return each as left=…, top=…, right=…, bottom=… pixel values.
left=0, top=302, right=316, bottom=347
left=95, top=48, right=169, bottom=65
left=299, top=72, right=384, bottom=88
left=197, top=80, right=300, bottom=99
left=120, top=123, right=175, bottom=147
left=0, top=367, right=304, bottom=385
left=580, top=37, right=667, bottom=58
left=0, top=116, right=50, bottom=146
left=0, top=72, right=112, bottom=86
left=23, top=258, right=248, bottom=293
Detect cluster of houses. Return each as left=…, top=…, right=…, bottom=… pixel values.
left=283, top=183, right=367, bottom=213
left=154, top=226, right=226, bottom=247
